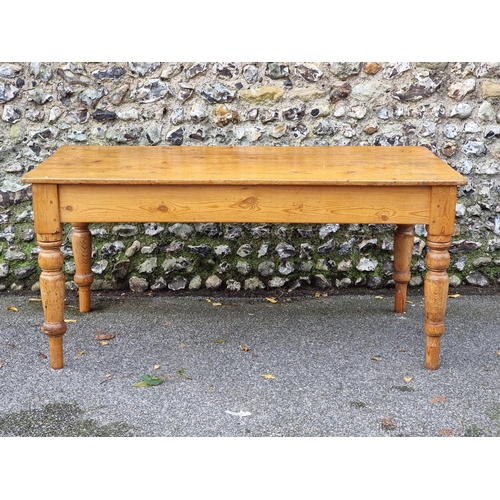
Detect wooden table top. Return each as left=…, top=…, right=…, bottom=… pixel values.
left=22, top=145, right=467, bottom=187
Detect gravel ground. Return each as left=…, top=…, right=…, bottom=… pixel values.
left=1, top=288, right=497, bottom=497
left=1, top=288, right=498, bottom=438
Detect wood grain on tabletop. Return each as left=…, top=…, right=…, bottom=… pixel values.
left=22, top=145, right=467, bottom=186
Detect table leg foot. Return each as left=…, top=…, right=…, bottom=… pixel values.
left=72, top=223, right=93, bottom=313
left=393, top=224, right=414, bottom=313
left=425, top=335, right=441, bottom=371
left=38, top=239, right=67, bottom=369
left=47, top=333, right=64, bottom=370
left=424, top=235, right=451, bottom=370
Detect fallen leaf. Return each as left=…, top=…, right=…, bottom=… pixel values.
left=381, top=417, right=395, bottom=429
left=99, top=341, right=109, bottom=346
left=205, top=298, right=212, bottom=303
left=7, top=305, right=18, bottom=312
left=371, top=356, right=381, bottom=361
left=314, top=292, right=321, bottom=298
left=64, top=319, right=77, bottom=323
left=215, top=339, right=226, bottom=343
left=212, top=302, right=222, bottom=306
left=262, top=373, right=275, bottom=379
left=406, top=300, right=414, bottom=304
left=0, top=361, right=2, bottom=369
left=37, top=353, right=47, bottom=359
left=105, top=373, right=112, bottom=378
left=133, top=374, right=164, bottom=387
left=75, top=350, right=84, bottom=355
left=430, top=396, right=448, bottom=403
left=404, top=377, right=413, bottom=382
left=374, top=296, right=383, bottom=299
left=239, top=345, right=250, bottom=351
left=497, top=351, right=500, bottom=357
left=179, top=343, right=186, bottom=348
left=266, top=297, right=277, bottom=303
left=448, top=293, right=461, bottom=298
left=95, top=333, right=115, bottom=341
left=153, top=364, right=160, bottom=370
left=29, top=298, right=42, bottom=302
left=177, top=369, right=191, bottom=379
left=164, top=322, right=171, bottom=326
left=440, top=428, right=457, bottom=436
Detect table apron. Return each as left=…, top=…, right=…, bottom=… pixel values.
left=58, top=184, right=432, bottom=225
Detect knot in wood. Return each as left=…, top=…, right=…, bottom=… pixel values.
left=240, top=196, right=258, bottom=209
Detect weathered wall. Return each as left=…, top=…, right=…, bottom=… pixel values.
left=1, top=62, right=499, bottom=294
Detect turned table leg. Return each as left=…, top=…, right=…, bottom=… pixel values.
left=38, top=239, right=67, bottom=369
left=424, top=234, right=451, bottom=370
left=393, top=224, right=414, bottom=313
left=72, top=223, right=93, bottom=313
left=32, top=184, right=67, bottom=369
left=423, top=186, right=457, bottom=370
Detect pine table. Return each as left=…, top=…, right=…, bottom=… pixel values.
left=22, top=145, right=467, bottom=370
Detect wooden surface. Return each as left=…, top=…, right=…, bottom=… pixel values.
left=22, top=145, right=467, bottom=186
left=21, top=145, right=467, bottom=371
left=57, top=184, right=432, bottom=224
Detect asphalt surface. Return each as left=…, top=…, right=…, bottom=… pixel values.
left=0, top=288, right=499, bottom=437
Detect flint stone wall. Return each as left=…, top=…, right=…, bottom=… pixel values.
left=1, top=62, right=500, bottom=293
